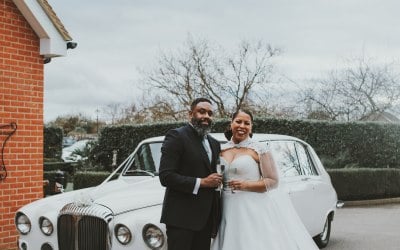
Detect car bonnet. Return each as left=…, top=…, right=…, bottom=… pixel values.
left=80, top=177, right=164, bottom=216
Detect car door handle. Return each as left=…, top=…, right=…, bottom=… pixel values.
left=301, top=177, right=310, bottom=181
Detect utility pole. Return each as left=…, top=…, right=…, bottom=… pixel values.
left=95, top=108, right=100, bottom=134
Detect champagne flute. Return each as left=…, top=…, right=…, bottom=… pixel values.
left=224, top=166, right=236, bottom=193
left=215, top=159, right=225, bottom=191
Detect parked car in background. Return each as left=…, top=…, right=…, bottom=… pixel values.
left=61, top=139, right=92, bottom=162
left=16, top=133, right=340, bottom=250
left=62, top=137, right=76, bottom=148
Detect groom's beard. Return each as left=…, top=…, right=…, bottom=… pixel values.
left=191, top=117, right=212, bottom=137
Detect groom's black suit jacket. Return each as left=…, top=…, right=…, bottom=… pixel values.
left=159, top=124, right=221, bottom=232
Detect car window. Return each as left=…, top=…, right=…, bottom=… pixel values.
left=136, top=142, right=162, bottom=172
left=149, top=143, right=162, bottom=172
left=125, top=142, right=162, bottom=175
left=294, top=142, right=318, bottom=176
left=269, top=141, right=301, bottom=177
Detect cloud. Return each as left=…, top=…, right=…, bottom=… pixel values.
left=45, top=0, right=400, bottom=122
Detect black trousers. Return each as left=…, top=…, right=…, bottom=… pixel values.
left=166, top=214, right=213, bottom=250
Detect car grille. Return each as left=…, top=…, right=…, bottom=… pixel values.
left=58, top=203, right=113, bottom=250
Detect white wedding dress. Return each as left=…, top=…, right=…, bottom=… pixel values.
left=211, top=154, right=319, bottom=250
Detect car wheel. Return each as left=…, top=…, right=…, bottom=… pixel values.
left=313, top=215, right=331, bottom=248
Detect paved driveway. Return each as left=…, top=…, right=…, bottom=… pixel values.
left=325, top=203, right=400, bottom=250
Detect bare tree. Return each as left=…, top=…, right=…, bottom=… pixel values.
left=107, top=94, right=187, bottom=125
left=300, top=56, right=400, bottom=121
left=102, top=103, right=124, bottom=124
left=141, top=36, right=281, bottom=118
left=117, top=102, right=147, bottom=124
left=47, top=113, right=99, bottom=135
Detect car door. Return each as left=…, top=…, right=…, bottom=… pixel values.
left=291, top=141, right=325, bottom=235
left=269, top=140, right=318, bottom=233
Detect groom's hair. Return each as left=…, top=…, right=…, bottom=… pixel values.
left=190, top=97, right=212, bottom=111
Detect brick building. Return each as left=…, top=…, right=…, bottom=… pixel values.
left=0, top=0, right=74, bottom=248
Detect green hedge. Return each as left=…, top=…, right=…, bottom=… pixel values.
left=89, top=122, right=186, bottom=169
left=44, top=126, right=63, bottom=160
left=327, top=168, right=400, bottom=200
left=44, top=162, right=75, bottom=176
left=250, top=118, right=400, bottom=169
left=73, top=171, right=111, bottom=190
left=89, top=118, right=400, bottom=170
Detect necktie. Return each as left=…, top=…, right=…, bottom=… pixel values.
left=202, top=136, right=212, bottom=162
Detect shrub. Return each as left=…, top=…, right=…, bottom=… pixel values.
left=73, top=171, right=111, bottom=190
left=327, top=168, right=400, bottom=200
left=89, top=118, right=400, bottom=170
left=44, top=126, right=63, bottom=160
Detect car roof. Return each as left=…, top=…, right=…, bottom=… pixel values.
left=140, top=133, right=306, bottom=145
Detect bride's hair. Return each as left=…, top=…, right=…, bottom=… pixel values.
left=224, top=109, right=254, bottom=140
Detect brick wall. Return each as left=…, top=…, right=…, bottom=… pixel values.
left=0, top=0, right=44, bottom=249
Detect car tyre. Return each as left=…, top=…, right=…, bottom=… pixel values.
left=313, top=215, right=331, bottom=248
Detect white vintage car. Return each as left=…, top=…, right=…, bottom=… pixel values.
left=16, top=133, right=340, bottom=250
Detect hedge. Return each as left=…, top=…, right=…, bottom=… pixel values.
left=327, top=168, right=400, bottom=201
left=44, top=126, right=63, bottom=160
left=44, top=162, right=75, bottom=176
left=73, top=171, right=113, bottom=190
left=89, top=118, right=400, bottom=170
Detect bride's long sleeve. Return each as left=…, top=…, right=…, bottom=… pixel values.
left=259, top=150, right=279, bottom=191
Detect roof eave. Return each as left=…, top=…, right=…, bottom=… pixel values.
left=12, top=0, right=74, bottom=58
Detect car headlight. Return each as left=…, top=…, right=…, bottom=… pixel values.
left=115, top=224, right=132, bottom=245
left=15, top=212, right=31, bottom=235
left=39, top=216, right=54, bottom=236
left=142, top=224, right=164, bottom=249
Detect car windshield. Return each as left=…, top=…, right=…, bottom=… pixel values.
left=123, top=142, right=163, bottom=176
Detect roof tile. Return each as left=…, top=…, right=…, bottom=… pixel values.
left=36, top=0, right=72, bottom=41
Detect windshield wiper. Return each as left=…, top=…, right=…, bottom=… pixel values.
left=125, top=169, right=156, bottom=177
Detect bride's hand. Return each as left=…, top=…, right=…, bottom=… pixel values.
left=229, top=180, right=247, bottom=191
left=229, top=179, right=268, bottom=193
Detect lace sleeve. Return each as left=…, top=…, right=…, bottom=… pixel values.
left=259, top=150, right=279, bottom=191
left=244, top=141, right=279, bottom=191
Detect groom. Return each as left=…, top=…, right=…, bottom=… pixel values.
left=159, top=97, right=222, bottom=250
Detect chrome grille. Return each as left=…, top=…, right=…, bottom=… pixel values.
left=78, top=216, right=108, bottom=249
left=58, top=215, right=75, bottom=250
left=58, top=203, right=113, bottom=250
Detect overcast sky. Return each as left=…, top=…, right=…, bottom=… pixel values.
left=44, top=0, right=400, bottom=122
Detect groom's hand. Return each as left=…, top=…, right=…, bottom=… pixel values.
left=200, top=173, right=222, bottom=188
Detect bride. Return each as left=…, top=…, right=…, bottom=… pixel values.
left=211, top=109, right=319, bottom=250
